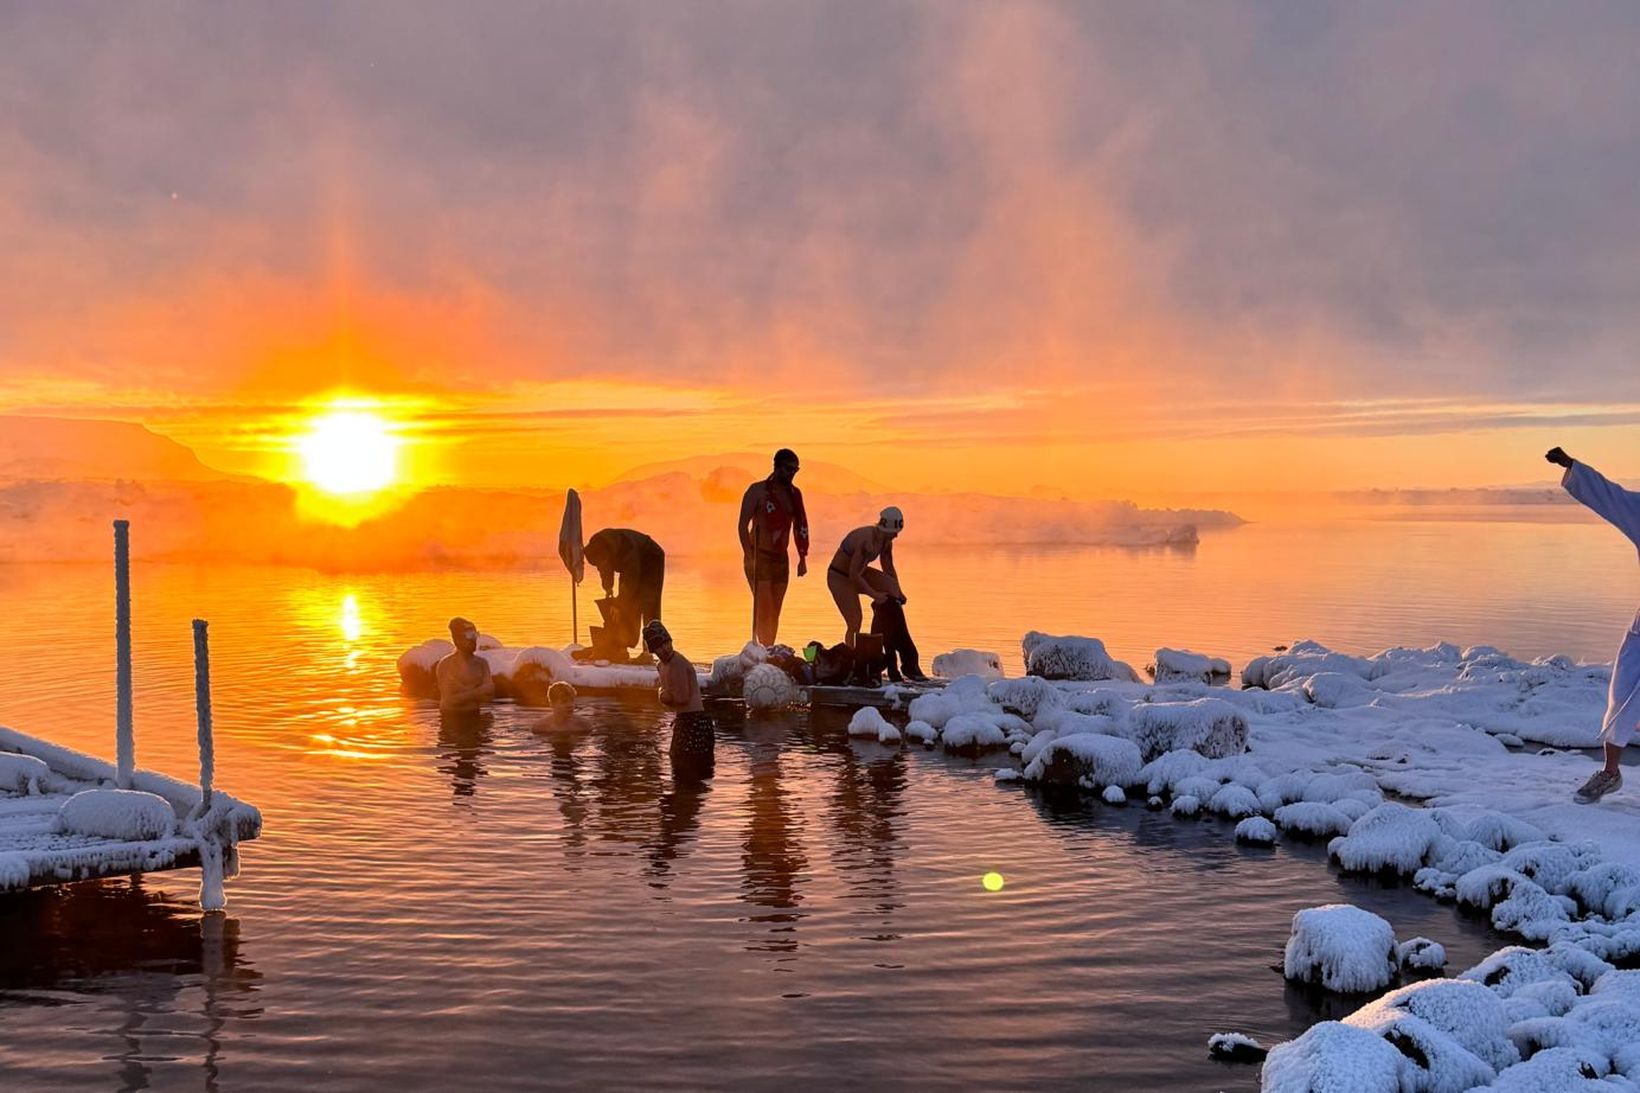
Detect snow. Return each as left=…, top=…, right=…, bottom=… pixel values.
left=847, top=707, right=902, bottom=745
left=1101, top=785, right=1126, bottom=805
left=1283, top=904, right=1398, bottom=993
left=903, top=719, right=938, bottom=744
left=1149, top=647, right=1232, bottom=685
left=988, top=677, right=1066, bottom=720
left=1327, top=802, right=1445, bottom=873
left=1274, top=801, right=1355, bottom=838
left=1021, top=631, right=1142, bottom=682
left=1340, top=978, right=1518, bottom=1089
left=1261, top=1021, right=1413, bottom=1093
left=1122, top=698, right=1248, bottom=760
left=1206, top=1031, right=1266, bottom=1061
left=939, top=713, right=1010, bottom=754
left=1234, top=816, right=1277, bottom=845
left=1021, top=733, right=1144, bottom=789
left=1208, top=783, right=1262, bottom=819
left=1170, top=794, right=1201, bottom=817
left=1397, top=937, right=1447, bottom=973
left=57, top=788, right=175, bottom=841
left=932, top=649, right=1004, bottom=681
left=0, top=752, right=50, bottom=795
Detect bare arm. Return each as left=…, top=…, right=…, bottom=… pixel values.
left=738, top=486, right=758, bottom=554
left=657, top=657, right=686, bottom=708
left=881, top=538, right=898, bottom=581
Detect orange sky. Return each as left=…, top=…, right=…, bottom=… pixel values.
left=2, top=3, right=1638, bottom=504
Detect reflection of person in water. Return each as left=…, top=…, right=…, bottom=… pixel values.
left=824, top=728, right=909, bottom=923
left=647, top=777, right=711, bottom=883
left=436, top=707, right=494, bottom=798
left=739, top=718, right=807, bottom=951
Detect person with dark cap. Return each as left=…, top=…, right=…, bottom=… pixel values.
left=738, top=448, right=809, bottom=646
left=436, top=617, right=495, bottom=712
left=645, top=619, right=714, bottom=778
left=583, top=528, right=666, bottom=645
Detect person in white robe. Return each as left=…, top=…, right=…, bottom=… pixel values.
left=1550, top=446, right=1640, bottom=802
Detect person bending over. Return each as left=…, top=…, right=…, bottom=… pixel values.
left=583, top=527, right=666, bottom=640
left=645, top=620, right=714, bottom=778
left=1548, top=446, right=1638, bottom=802
left=739, top=448, right=809, bottom=646
left=436, top=616, right=495, bottom=712
left=827, top=506, right=905, bottom=647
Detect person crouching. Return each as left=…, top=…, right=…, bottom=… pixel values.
left=645, top=620, right=714, bottom=780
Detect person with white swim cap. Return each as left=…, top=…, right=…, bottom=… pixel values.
left=826, top=506, right=907, bottom=648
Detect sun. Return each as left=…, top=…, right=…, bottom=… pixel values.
left=297, top=409, right=400, bottom=495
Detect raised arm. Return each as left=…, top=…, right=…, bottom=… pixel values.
left=1558, top=453, right=1640, bottom=548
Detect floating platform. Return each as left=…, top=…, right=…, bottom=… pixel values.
left=398, top=638, right=948, bottom=710
left=0, top=725, right=261, bottom=895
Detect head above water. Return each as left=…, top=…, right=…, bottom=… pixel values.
left=772, top=448, right=800, bottom=484
left=547, top=681, right=577, bottom=710
left=643, top=619, right=674, bottom=660
left=877, top=506, right=904, bottom=536
left=448, top=616, right=479, bottom=653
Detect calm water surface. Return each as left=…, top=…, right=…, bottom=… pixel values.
left=1, top=517, right=1633, bottom=1091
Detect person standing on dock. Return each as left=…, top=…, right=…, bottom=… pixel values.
left=827, top=507, right=905, bottom=648
left=437, top=617, right=495, bottom=712
left=645, top=620, right=714, bottom=779
left=739, top=449, right=809, bottom=647
left=1548, top=446, right=1638, bottom=802
left=583, top=527, right=667, bottom=638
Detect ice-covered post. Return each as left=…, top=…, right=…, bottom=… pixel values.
left=193, top=619, right=214, bottom=811
left=193, top=617, right=226, bottom=911
left=114, top=519, right=134, bottom=789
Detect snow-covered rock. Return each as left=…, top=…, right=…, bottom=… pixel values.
left=1207, top=783, right=1261, bottom=819
left=932, top=649, right=1004, bottom=681
left=1205, top=1032, right=1266, bottom=1062
left=903, top=719, right=938, bottom=745
left=1339, top=978, right=1518, bottom=1090
left=1397, top=937, right=1447, bottom=973
left=1235, top=816, right=1278, bottom=845
left=1101, top=785, right=1126, bottom=806
left=0, top=753, right=51, bottom=795
left=1283, top=904, right=1398, bottom=993
left=1328, top=802, right=1445, bottom=874
left=1262, top=1021, right=1412, bottom=1093
left=1170, top=794, right=1201, bottom=817
left=1022, top=733, right=1144, bottom=789
left=847, top=706, right=901, bottom=744
left=987, top=677, right=1065, bottom=721
left=1148, top=648, right=1231, bottom=685
left=56, top=789, right=176, bottom=841
left=1122, top=698, right=1247, bottom=761
left=940, top=713, right=1010, bottom=755
left=1021, top=631, right=1142, bottom=683
left=1274, top=801, right=1355, bottom=839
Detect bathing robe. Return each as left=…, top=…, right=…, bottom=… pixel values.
left=1563, top=461, right=1640, bottom=746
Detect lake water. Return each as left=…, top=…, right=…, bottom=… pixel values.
left=0, top=514, right=1634, bottom=1090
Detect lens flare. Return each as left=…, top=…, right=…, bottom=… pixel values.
left=982, top=871, right=1005, bottom=892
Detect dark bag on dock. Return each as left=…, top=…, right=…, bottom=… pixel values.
left=868, top=597, right=923, bottom=682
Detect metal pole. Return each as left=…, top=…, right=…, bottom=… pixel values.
left=193, top=619, right=214, bottom=811
left=114, top=520, right=133, bottom=789
left=571, top=573, right=578, bottom=647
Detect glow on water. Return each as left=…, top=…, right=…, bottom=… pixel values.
left=0, top=517, right=1628, bottom=1089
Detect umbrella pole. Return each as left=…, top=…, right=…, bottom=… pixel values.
left=571, top=572, right=578, bottom=647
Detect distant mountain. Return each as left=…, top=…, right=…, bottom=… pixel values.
left=0, top=416, right=230, bottom=483
left=611, top=452, right=888, bottom=495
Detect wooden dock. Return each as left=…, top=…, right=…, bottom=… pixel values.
left=0, top=725, right=261, bottom=895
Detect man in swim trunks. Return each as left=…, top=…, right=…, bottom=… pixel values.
left=645, top=619, right=714, bottom=779
left=436, top=616, right=495, bottom=712
left=738, top=448, right=809, bottom=646
left=827, top=506, right=905, bottom=648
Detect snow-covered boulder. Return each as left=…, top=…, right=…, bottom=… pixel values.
left=1235, top=817, right=1278, bottom=845
left=903, top=719, right=938, bottom=745
left=1274, top=801, right=1355, bottom=839
left=1148, top=648, right=1231, bottom=685
left=932, top=649, right=1003, bottom=681
left=1283, top=904, right=1398, bottom=993
left=1021, top=632, right=1142, bottom=683
left=503, top=646, right=577, bottom=705
left=846, top=706, right=901, bottom=744
left=743, top=663, right=798, bottom=711
left=1207, top=783, right=1261, bottom=819
left=1205, top=1032, right=1266, bottom=1062
left=1261, top=1022, right=1412, bottom=1093
left=940, top=713, right=1010, bottom=755
left=1121, top=698, right=1247, bottom=761
left=1101, top=785, right=1126, bottom=805
left=906, top=676, right=992, bottom=729
left=0, top=753, right=51, bottom=796
left=987, top=677, right=1065, bottom=721
left=1328, top=802, right=1444, bottom=874
left=1138, top=749, right=1211, bottom=795
left=1022, top=733, right=1144, bottom=789
left=1302, top=671, right=1376, bottom=709
left=56, top=789, right=176, bottom=841
left=1340, top=978, right=1518, bottom=1089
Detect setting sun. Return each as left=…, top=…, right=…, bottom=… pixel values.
left=298, top=408, right=400, bottom=495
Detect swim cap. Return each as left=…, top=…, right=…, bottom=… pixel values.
left=877, top=506, right=904, bottom=533
left=643, top=619, right=672, bottom=651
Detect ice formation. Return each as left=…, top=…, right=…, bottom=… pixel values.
left=1283, top=904, right=1398, bottom=993
left=742, top=663, right=798, bottom=711
left=931, top=649, right=1004, bottom=681
left=57, top=788, right=176, bottom=841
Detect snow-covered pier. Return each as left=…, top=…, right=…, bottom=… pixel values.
left=0, top=724, right=261, bottom=897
